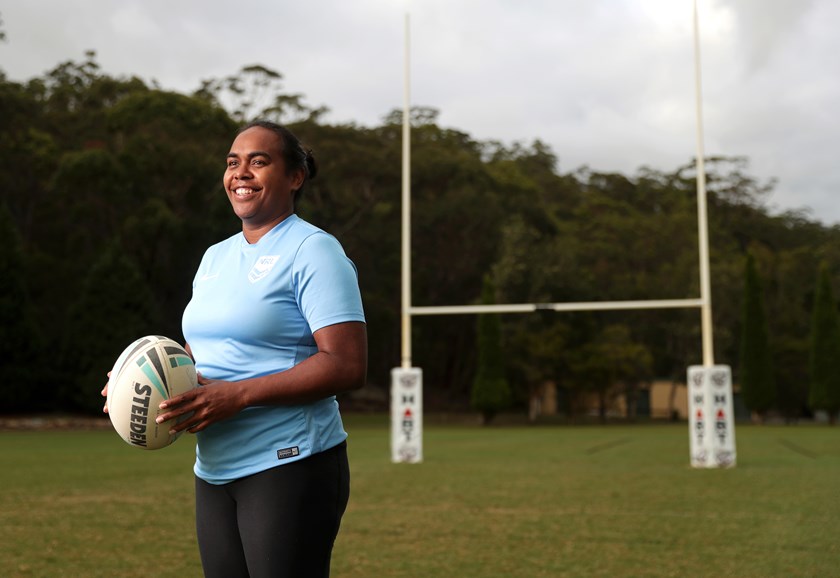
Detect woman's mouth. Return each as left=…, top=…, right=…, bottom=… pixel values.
left=232, top=187, right=258, bottom=197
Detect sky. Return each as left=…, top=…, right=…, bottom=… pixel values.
left=2, top=0, right=838, bottom=224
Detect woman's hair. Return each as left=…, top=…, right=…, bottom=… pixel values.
left=237, top=120, right=318, bottom=205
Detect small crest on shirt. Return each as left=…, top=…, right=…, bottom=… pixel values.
left=277, top=446, right=300, bottom=460
left=248, top=255, right=280, bottom=283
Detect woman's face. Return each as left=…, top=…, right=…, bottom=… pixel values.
left=224, top=126, right=304, bottom=230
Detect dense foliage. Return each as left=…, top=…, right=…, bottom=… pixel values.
left=470, top=277, right=511, bottom=424
left=2, top=53, right=839, bottom=418
left=808, top=265, right=840, bottom=422
left=738, top=254, right=776, bottom=420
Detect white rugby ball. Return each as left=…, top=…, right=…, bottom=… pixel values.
left=107, top=335, right=198, bottom=450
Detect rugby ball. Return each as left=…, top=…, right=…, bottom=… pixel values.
left=107, top=335, right=198, bottom=450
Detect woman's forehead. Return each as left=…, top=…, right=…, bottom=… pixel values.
left=230, top=126, right=284, bottom=154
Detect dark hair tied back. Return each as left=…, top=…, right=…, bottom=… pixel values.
left=304, top=147, right=318, bottom=181
left=238, top=120, right=317, bottom=205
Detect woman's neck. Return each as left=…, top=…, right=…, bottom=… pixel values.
left=242, top=211, right=294, bottom=244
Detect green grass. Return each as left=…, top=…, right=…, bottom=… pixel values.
left=1, top=418, right=838, bottom=577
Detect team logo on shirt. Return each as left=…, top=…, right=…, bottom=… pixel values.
left=248, top=255, right=280, bottom=283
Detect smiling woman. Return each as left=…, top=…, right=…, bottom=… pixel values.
left=224, top=122, right=317, bottom=243
left=140, top=120, right=366, bottom=578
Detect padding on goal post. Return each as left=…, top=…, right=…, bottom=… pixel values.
left=391, top=367, right=423, bottom=463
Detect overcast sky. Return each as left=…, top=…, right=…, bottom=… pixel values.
left=2, top=0, right=838, bottom=223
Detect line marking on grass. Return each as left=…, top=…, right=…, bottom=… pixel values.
left=585, top=438, right=632, bottom=455
left=777, top=438, right=818, bottom=459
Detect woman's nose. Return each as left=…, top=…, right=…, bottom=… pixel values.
left=233, top=165, right=252, bottom=180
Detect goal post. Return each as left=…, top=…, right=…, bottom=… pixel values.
left=391, top=3, right=735, bottom=468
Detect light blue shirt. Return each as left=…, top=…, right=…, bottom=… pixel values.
left=182, top=215, right=365, bottom=484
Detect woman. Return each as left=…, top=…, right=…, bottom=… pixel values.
left=107, top=121, right=367, bottom=577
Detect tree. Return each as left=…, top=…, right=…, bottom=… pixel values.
left=738, top=253, right=776, bottom=421
left=60, top=241, right=160, bottom=413
left=471, top=277, right=511, bottom=424
left=808, top=265, right=840, bottom=423
left=6, top=52, right=840, bottom=418
left=28, top=51, right=149, bottom=150
left=382, top=105, right=441, bottom=127
left=194, top=64, right=325, bottom=124
left=569, top=325, right=652, bottom=423
left=0, top=204, right=42, bottom=411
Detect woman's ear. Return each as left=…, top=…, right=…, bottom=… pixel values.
left=290, top=168, right=306, bottom=192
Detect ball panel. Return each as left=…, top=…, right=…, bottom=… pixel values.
left=107, top=335, right=198, bottom=450
left=109, top=336, right=155, bottom=391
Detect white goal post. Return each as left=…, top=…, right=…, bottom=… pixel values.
left=392, top=3, right=735, bottom=468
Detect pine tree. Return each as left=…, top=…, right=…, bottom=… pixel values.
left=739, top=254, right=776, bottom=421
left=470, top=276, right=511, bottom=425
left=808, top=265, right=840, bottom=424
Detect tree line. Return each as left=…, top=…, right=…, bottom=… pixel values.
left=1, top=52, right=839, bottom=420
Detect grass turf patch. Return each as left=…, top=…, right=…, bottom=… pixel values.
left=0, top=419, right=838, bottom=577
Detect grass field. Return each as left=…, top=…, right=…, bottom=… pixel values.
left=1, top=417, right=838, bottom=577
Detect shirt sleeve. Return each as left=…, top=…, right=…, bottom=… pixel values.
left=292, top=232, right=366, bottom=333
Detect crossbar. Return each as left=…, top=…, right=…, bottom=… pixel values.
left=409, top=298, right=704, bottom=316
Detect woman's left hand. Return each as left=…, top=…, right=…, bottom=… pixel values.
left=156, top=374, right=246, bottom=434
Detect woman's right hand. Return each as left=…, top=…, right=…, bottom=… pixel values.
left=101, top=372, right=110, bottom=413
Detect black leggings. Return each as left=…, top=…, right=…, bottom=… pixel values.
left=195, top=441, right=350, bottom=578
